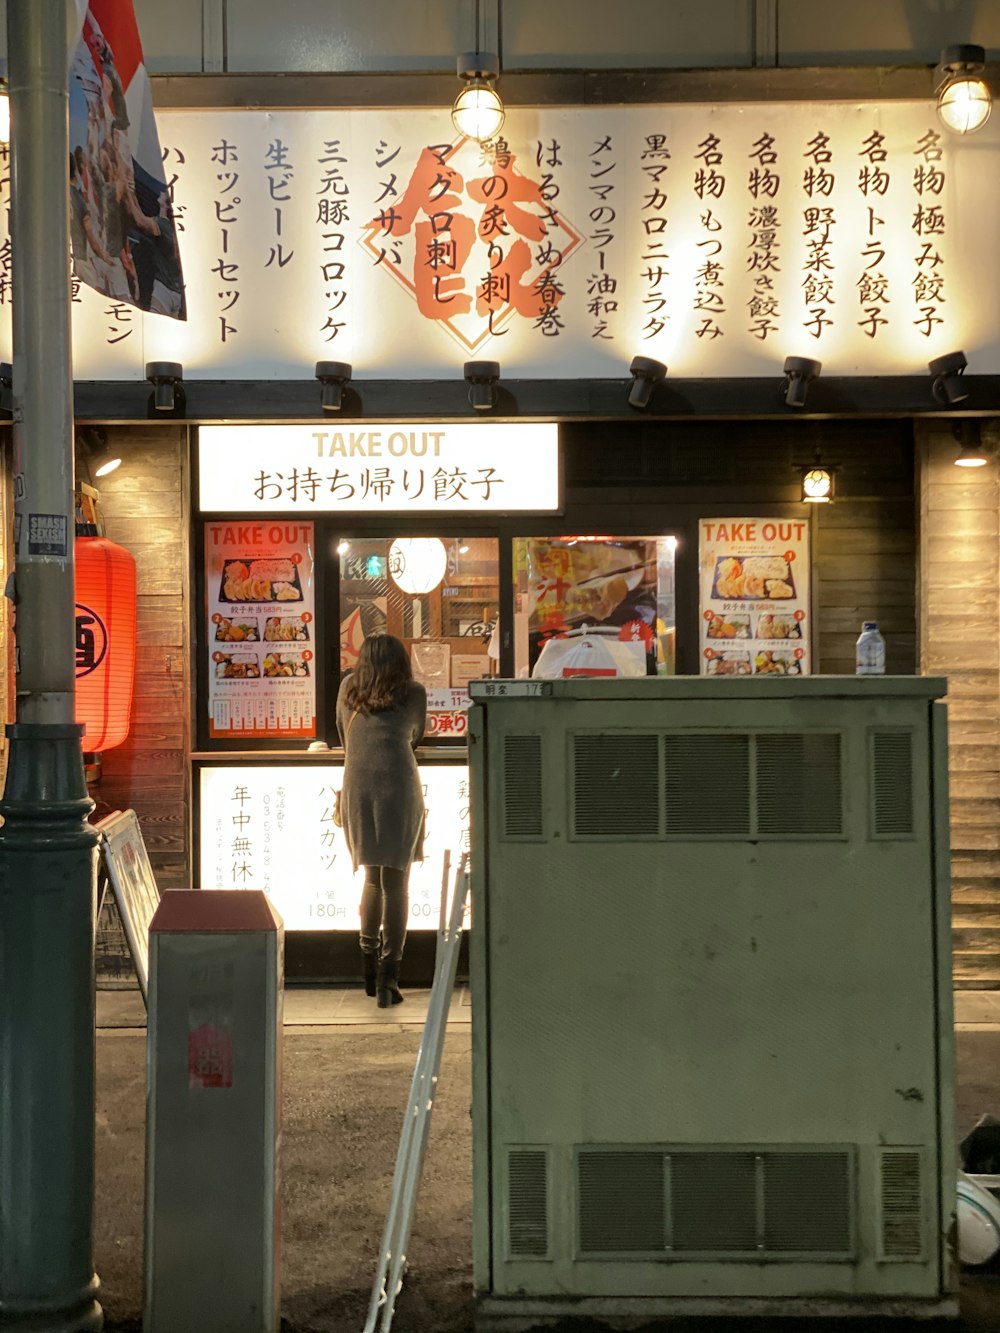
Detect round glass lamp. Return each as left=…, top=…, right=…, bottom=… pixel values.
left=936, top=45, right=992, bottom=134
left=388, top=537, right=447, bottom=595
left=452, top=53, right=505, bottom=142
left=801, top=466, right=834, bottom=503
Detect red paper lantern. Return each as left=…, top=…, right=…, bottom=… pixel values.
left=75, top=535, right=137, bottom=752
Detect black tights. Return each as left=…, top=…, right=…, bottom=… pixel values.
left=360, top=865, right=409, bottom=963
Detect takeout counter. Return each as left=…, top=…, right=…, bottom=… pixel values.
left=192, top=745, right=470, bottom=982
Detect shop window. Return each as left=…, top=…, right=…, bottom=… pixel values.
left=339, top=536, right=500, bottom=698
left=513, top=536, right=677, bottom=680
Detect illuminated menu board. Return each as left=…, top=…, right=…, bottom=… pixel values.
left=199, top=764, right=469, bottom=931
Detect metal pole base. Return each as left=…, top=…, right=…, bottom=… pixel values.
left=0, top=724, right=102, bottom=1332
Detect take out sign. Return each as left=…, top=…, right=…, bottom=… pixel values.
left=198, top=423, right=560, bottom=514
left=702, top=520, right=808, bottom=544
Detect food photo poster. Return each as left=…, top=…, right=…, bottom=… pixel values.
left=205, top=520, right=317, bottom=738
left=698, top=518, right=811, bottom=677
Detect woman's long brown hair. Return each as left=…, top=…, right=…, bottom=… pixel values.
left=344, top=633, right=413, bottom=713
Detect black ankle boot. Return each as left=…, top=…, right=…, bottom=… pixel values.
left=360, top=937, right=379, bottom=997
left=376, top=960, right=404, bottom=1008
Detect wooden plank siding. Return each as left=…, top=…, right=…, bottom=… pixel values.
left=90, top=425, right=191, bottom=893
left=918, top=421, right=1000, bottom=988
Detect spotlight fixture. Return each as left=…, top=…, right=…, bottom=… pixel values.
left=316, top=360, right=352, bottom=412
left=464, top=360, right=500, bottom=411
left=929, top=350, right=969, bottom=405
left=627, top=355, right=667, bottom=410
left=452, top=52, right=505, bottom=143
left=935, top=45, right=992, bottom=135
left=953, top=420, right=988, bottom=468
left=337, top=540, right=350, bottom=555
left=0, top=361, right=11, bottom=414
left=77, top=427, right=122, bottom=480
left=801, top=455, right=835, bottom=503
left=782, top=356, right=822, bottom=409
left=145, top=360, right=184, bottom=413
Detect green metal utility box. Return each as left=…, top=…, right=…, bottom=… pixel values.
left=468, top=677, right=956, bottom=1327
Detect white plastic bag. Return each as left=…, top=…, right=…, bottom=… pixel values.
left=532, top=631, right=645, bottom=679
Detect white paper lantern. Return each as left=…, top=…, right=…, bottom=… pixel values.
left=388, top=538, right=447, bottom=595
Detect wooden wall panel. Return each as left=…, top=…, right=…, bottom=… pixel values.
left=918, top=421, right=1000, bottom=988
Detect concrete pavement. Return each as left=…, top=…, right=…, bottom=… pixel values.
left=93, top=987, right=1000, bottom=1332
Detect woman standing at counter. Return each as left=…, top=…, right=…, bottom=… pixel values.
left=336, top=634, right=427, bottom=1007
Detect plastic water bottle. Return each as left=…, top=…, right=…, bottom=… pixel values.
left=855, top=621, right=886, bottom=675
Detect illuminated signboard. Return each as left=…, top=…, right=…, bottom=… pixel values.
left=198, top=423, right=560, bottom=513
left=199, top=764, right=469, bottom=931
left=2, top=105, right=995, bottom=380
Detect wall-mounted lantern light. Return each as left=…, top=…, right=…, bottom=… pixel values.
left=801, top=460, right=835, bottom=503
left=935, top=44, right=992, bottom=135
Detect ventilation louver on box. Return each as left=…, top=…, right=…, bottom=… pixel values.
left=507, top=1149, right=549, bottom=1258
left=571, top=731, right=842, bottom=840
left=878, top=1149, right=924, bottom=1261
left=664, top=734, right=750, bottom=835
left=871, top=730, right=915, bottom=838
left=573, top=734, right=659, bottom=837
left=502, top=735, right=543, bottom=838
left=576, top=1147, right=853, bottom=1259
left=757, top=733, right=842, bottom=835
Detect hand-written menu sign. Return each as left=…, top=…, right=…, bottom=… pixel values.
left=205, top=520, right=317, bottom=739
left=698, top=518, right=811, bottom=677
left=2, top=104, right=995, bottom=380
left=198, top=423, right=560, bottom=513
left=199, top=764, right=470, bottom=931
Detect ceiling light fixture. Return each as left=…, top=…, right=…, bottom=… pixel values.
left=782, top=356, right=822, bottom=409
left=627, top=355, right=667, bottom=410
left=452, top=52, right=505, bottom=143
left=935, top=44, right=992, bottom=135
left=929, top=350, right=969, bottom=405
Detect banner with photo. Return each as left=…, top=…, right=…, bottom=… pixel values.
left=68, top=0, right=185, bottom=318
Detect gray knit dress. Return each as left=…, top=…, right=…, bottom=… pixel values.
left=336, top=675, right=427, bottom=872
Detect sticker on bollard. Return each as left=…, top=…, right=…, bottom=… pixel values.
left=188, top=1021, right=234, bottom=1088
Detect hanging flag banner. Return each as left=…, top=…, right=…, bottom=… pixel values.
left=68, top=0, right=186, bottom=319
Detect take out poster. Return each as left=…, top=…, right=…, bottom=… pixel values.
left=205, top=520, right=317, bottom=739
left=698, top=518, right=811, bottom=678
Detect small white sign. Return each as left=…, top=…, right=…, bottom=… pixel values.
left=198, top=423, right=560, bottom=513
